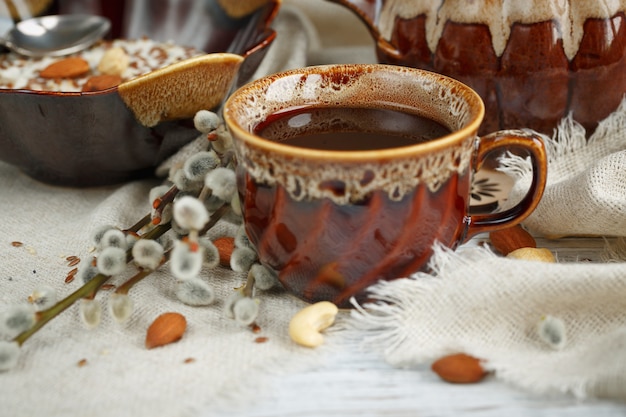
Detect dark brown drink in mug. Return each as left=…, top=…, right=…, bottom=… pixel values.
left=255, top=106, right=451, bottom=150
left=224, top=64, right=547, bottom=307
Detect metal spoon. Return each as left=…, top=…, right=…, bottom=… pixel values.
left=0, top=14, right=111, bottom=57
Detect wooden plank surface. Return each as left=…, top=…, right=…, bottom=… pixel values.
left=219, top=235, right=626, bottom=416
left=223, top=345, right=625, bottom=416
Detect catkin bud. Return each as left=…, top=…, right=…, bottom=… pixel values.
left=170, top=241, right=204, bottom=280
left=157, top=233, right=175, bottom=251
left=224, top=290, right=245, bottom=319
left=203, top=194, right=225, bottom=213
left=176, top=278, right=215, bottom=306
left=211, top=124, right=233, bottom=153
left=132, top=239, right=164, bottom=270
left=96, top=247, right=127, bottom=276
left=184, top=151, right=220, bottom=181
left=171, top=169, right=204, bottom=192
left=79, top=299, right=102, bottom=329
left=235, top=226, right=254, bottom=250
left=230, top=247, right=258, bottom=272
left=198, top=238, right=220, bottom=268
left=250, top=264, right=279, bottom=290
left=150, top=185, right=174, bottom=224
left=173, top=196, right=209, bottom=231
left=0, top=341, right=20, bottom=372
left=233, top=297, right=259, bottom=326
left=204, top=167, right=237, bottom=202
left=109, top=293, right=134, bottom=323
left=99, top=228, right=127, bottom=250
left=193, top=110, right=220, bottom=133
left=0, top=305, right=36, bottom=338
left=170, top=218, right=190, bottom=237
left=537, top=315, right=567, bottom=350
left=29, top=286, right=57, bottom=311
left=91, top=225, right=115, bottom=247
left=149, top=185, right=171, bottom=207
left=78, top=261, right=100, bottom=285
left=125, top=233, right=139, bottom=251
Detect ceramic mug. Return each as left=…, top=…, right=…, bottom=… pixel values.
left=223, top=64, right=547, bottom=307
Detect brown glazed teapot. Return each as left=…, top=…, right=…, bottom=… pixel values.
left=327, top=0, right=626, bottom=136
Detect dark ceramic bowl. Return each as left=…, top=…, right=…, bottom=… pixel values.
left=0, top=0, right=280, bottom=186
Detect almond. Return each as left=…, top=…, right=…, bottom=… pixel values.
left=145, top=312, right=187, bottom=349
left=213, top=236, right=235, bottom=267
left=431, top=353, right=487, bottom=384
left=81, top=75, right=122, bottom=92
left=40, top=57, right=90, bottom=79
left=489, top=224, right=536, bottom=255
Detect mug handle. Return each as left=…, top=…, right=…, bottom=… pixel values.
left=465, top=129, right=547, bottom=240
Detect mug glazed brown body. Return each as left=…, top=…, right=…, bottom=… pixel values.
left=224, top=64, right=547, bottom=307
left=327, top=0, right=626, bottom=136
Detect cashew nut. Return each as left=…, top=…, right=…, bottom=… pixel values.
left=506, top=247, right=556, bottom=263
left=289, top=301, right=338, bottom=348
left=98, top=47, right=129, bottom=76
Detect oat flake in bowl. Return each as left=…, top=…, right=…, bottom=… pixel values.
left=0, top=38, right=204, bottom=92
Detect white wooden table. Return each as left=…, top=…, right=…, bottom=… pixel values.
left=223, top=341, right=626, bottom=417
left=219, top=235, right=626, bottom=417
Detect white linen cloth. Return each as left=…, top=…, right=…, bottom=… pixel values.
left=0, top=3, right=376, bottom=417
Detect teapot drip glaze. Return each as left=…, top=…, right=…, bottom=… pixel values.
left=329, top=0, right=626, bottom=135
left=378, top=0, right=626, bottom=60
